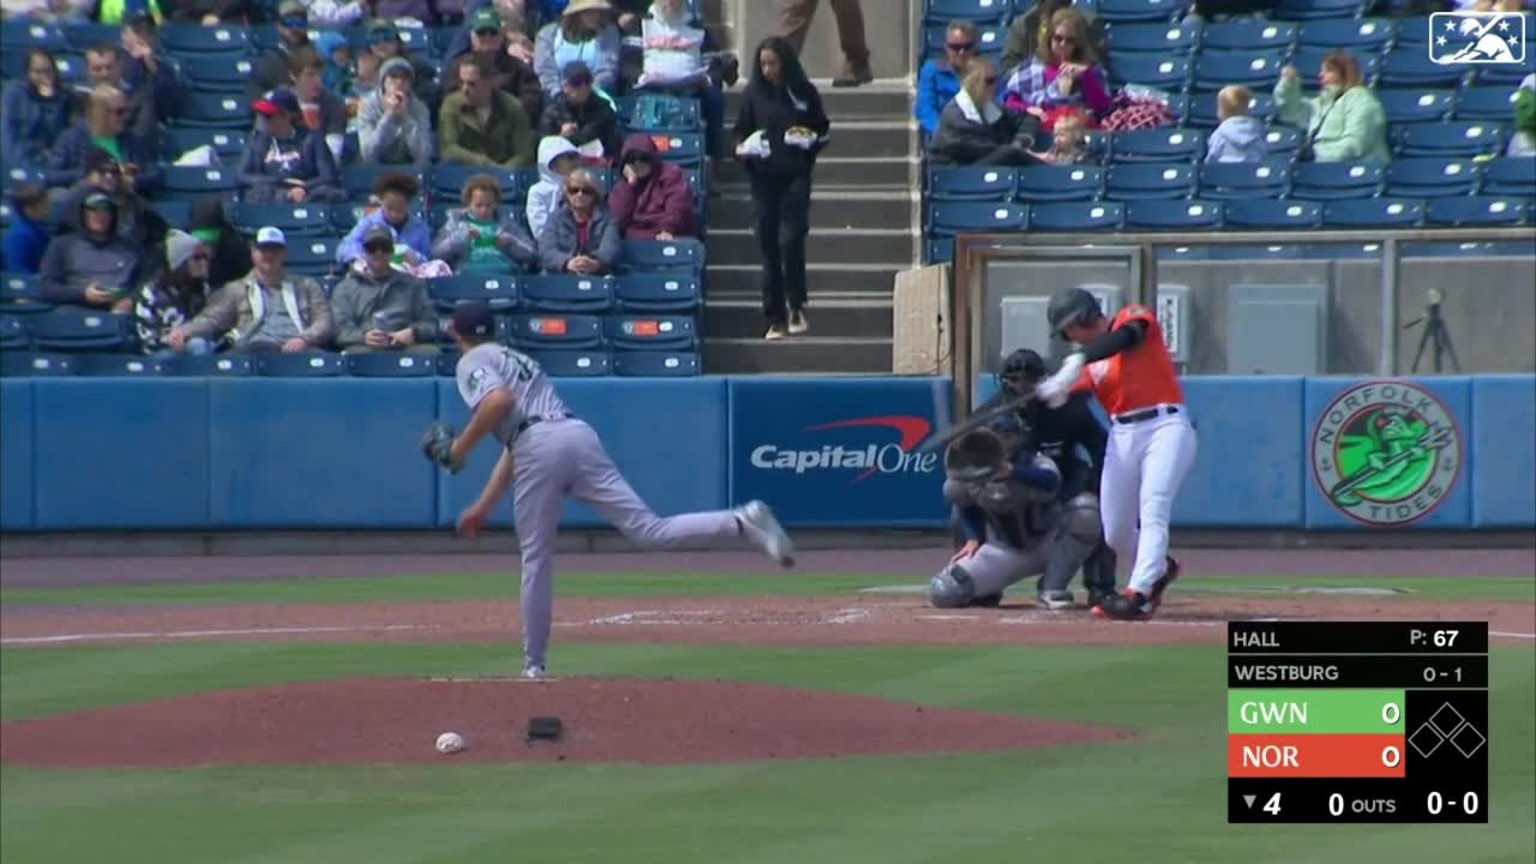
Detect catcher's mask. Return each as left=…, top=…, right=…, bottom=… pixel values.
left=945, top=427, right=1006, bottom=483
left=997, top=348, right=1047, bottom=396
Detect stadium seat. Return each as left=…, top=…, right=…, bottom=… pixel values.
left=1221, top=198, right=1324, bottom=230
left=1206, top=244, right=1307, bottom=260
left=1185, top=92, right=1276, bottom=128
left=150, top=199, right=194, bottom=229
left=1, top=47, right=79, bottom=79
left=1, top=273, right=50, bottom=314
left=527, top=349, right=611, bottom=377
left=176, top=55, right=258, bottom=94
left=1108, top=55, right=1191, bottom=91
left=614, top=274, right=700, bottom=314
left=171, top=93, right=253, bottom=129
left=159, top=166, right=239, bottom=200
left=602, top=315, right=698, bottom=351
left=1289, top=47, right=1380, bottom=81
left=62, top=22, right=119, bottom=52
left=1297, top=18, right=1394, bottom=51
left=1274, top=0, right=1362, bottom=20
left=26, top=311, right=129, bottom=352
left=163, top=128, right=249, bottom=162
left=283, top=237, right=340, bottom=277
left=1480, top=158, right=1536, bottom=197
left=520, top=275, right=616, bottom=314
left=1110, top=128, right=1205, bottom=162
left=0, top=352, right=74, bottom=377
left=926, top=236, right=956, bottom=264
left=922, top=0, right=1010, bottom=24
left=1378, top=49, right=1468, bottom=88
left=645, top=133, right=704, bottom=169
left=927, top=201, right=1028, bottom=236
left=1377, top=88, right=1455, bottom=124
left=1106, top=21, right=1198, bottom=55
left=344, top=351, right=437, bottom=377
left=434, top=350, right=460, bottom=376
left=232, top=202, right=334, bottom=237
left=73, top=354, right=163, bottom=376
left=1424, top=196, right=1529, bottom=227
left=506, top=314, right=604, bottom=349
left=1322, top=197, right=1425, bottom=228
left=1197, top=160, right=1290, bottom=200
left=1453, top=87, right=1520, bottom=122
left=927, top=166, right=1017, bottom=202
left=1029, top=201, right=1125, bottom=231
left=619, top=238, right=705, bottom=274
left=1263, top=126, right=1304, bottom=159
left=1094, top=0, right=1184, bottom=24
left=428, top=164, right=525, bottom=206
left=1103, top=162, right=1196, bottom=201
left=255, top=351, right=346, bottom=377
left=1015, top=165, right=1103, bottom=203
left=1392, top=16, right=1433, bottom=46
left=620, top=92, right=703, bottom=132
left=158, top=23, right=253, bottom=57
left=1395, top=122, right=1507, bottom=158
left=426, top=274, right=519, bottom=312
left=0, top=20, right=68, bottom=51
left=1193, top=51, right=1290, bottom=92
left=343, top=165, right=425, bottom=201
left=611, top=350, right=701, bottom=377
left=1200, top=20, right=1297, bottom=52
left=3, top=166, right=44, bottom=192
left=1471, top=61, right=1536, bottom=89
left=1384, top=157, right=1481, bottom=198
left=159, top=354, right=254, bottom=376
left=1124, top=199, right=1223, bottom=230
left=0, top=315, right=27, bottom=351
left=1289, top=161, right=1386, bottom=201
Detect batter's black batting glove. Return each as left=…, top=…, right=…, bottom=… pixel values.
left=421, top=421, right=464, bottom=474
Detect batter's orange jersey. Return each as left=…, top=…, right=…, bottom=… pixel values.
left=1071, top=304, right=1184, bottom=415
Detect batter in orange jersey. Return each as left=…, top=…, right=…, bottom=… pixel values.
left=1034, top=288, right=1198, bottom=620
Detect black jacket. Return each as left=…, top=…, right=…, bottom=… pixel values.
left=927, top=101, right=1042, bottom=165
left=732, top=81, right=830, bottom=178
left=1019, top=391, right=1108, bottom=500
left=537, top=93, right=622, bottom=162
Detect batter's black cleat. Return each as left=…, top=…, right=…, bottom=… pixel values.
left=1149, top=556, right=1181, bottom=610
left=1085, top=588, right=1117, bottom=611
left=1092, top=557, right=1180, bottom=621
left=970, top=592, right=1004, bottom=608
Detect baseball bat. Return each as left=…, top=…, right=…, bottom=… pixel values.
left=915, top=386, right=1039, bottom=455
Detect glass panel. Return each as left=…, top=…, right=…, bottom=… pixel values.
left=1394, top=250, right=1536, bottom=375
left=980, top=255, right=1137, bottom=375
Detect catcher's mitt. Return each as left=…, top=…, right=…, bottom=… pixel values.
left=421, top=421, right=463, bottom=474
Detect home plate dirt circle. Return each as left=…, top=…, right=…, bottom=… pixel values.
left=0, top=678, right=1131, bottom=768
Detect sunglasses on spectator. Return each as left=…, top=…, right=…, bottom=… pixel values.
left=473, top=27, right=499, bottom=36
left=946, top=42, right=975, bottom=52
left=364, top=241, right=393, bottom=253
left=280, top=16, right=307, bottom=27
left=566, top=186, right=596, bottom=197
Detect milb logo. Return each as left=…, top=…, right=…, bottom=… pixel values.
left=749, top=416, right=940, bottom=483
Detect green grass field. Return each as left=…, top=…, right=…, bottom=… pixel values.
left=3, top=572, right=1533, bottom=864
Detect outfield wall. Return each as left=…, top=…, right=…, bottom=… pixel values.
left=1, top=375, right=1532, bottom=533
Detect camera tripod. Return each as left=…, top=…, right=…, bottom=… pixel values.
left=1404, top=287, right=1461, bottom=375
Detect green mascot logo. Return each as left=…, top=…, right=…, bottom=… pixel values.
left=1310, top=381, right=1462, bottom=527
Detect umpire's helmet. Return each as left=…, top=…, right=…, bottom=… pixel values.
left=999, top=348, right=1047, bottom=392
left=1046, top=287, right=1103, bottom=335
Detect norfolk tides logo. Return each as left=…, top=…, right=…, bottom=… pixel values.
left=1310, top=381, right=1463, bottom=528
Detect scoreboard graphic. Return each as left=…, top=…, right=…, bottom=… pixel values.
left=1227, top=621, right=1489, bottom=824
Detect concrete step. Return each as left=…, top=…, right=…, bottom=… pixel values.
left=703, top=297, right=893, bottom=340
left=703, top=335, right=892, bottom=375
left=709, top=190, right=913, bottom=232
left=706, top=264, right=901, bottom=297
left=707, top=227, right=914, bottom=267
left=820, top=120, right=913, bottom=158
left=724, top=82, right=911, bottom=120
left=711, top=156, right=913, bottom=189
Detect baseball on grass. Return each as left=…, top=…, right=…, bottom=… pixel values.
left=435, top=732, right=465, bottom=755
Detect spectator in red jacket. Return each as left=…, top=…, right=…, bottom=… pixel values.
left=606, top=131, right=697, bottom=240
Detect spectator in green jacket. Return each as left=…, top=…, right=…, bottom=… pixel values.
left=1274, top=51, right=1390, bottom=164
left=438, top=54, right=537, bottom=167
left=1509, top=73, right=1535, bottom=157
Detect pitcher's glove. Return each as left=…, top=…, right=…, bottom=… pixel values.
left=422, top=421, right=463, bottom=474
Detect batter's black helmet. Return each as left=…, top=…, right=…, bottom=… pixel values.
left=1046, top=287, right=1103, bottom=334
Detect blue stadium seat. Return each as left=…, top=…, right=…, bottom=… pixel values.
left=507, top=314, right=604, bottom=349
left=520, top=275, right=616, bottom=314
left=1200, top=20, right=1297, bottom=52
left=150, top=199, right=194, bottom=229
left=73, top=354, right=163, bottom=376
left=283, top=237, right=340, bottom=277
left=1095, top=0, right=1184, bottom=24
left=1395, top=122, right=1507, bottom=158
left=1029, top=201, right=1125, bottom=231
left=1453, top=87, right=1520, bottom=121
left=255, top=351, right=346, bottom=377
left=620, top=92, right=703, bottom=132
left=1289, top=161, right=1386, bottom=201
left=3, top=166, right=44, bottom=191
left=619, top=239, right=705, bottom=274
left=1480, top=158, right=1536, bottom=196
left=434, top=350, right=460, bottom=376
left=163, top=128, right=249, bottom=162
left=1392, top=16, right=1433, bottom=46
left=1, top=20, right=68, bottom=51
left=1322, top=197, right=1425, bottom=228
left=1297, top=18, right=1394, bottom=50
left=1263, top=126, right=1304, bottom=159
left=614, top=274, right=700, bottom=313
left=428, top=164, right=525, bottom=206
left=1110, top=128, right=1205, bottom=162
left=1425, top=195, right=1529, bottom=227
left=232, top=202, right=334, bottom=237
left=1222, top=198, right=1324, bottom=230
left=1384, top=157, right=1481, bottom=198
left=1106, top=21, right=1198, bottom=55
left=171, top=93, right=253, bottom=129
left=62, top=22, right=119, bottom=52
left=426, top=205, right=452, bottom=231
left=1109, top=55, right=1191, bottom=91
left=646, top=133, right=705, bottom=169
left=1103, top=162, right=1196, bottom=201
left=926, top=236, right=956, bottom=264
left=0, top=352, right=74, bottom=377
left=158, top=23, right=253, bottom=57
left=1377, top=88, right=1455, bottom=124
left=1185, top=91, right=1276, bottom=128
left=175, top=56, right=258, bottom=94
left=1274, top=0, right=1363, bottom=20
left=159, top=354, right=254, bottom=376
left=1197, top=160, right=1290, bottom=200
left=611, top=350, right=701, bottom=377
left=0, top=315, right=27, bottom=351
left=1472, top=60, right=1536, bottom=89
left=426, top=274, right=519, bottom=312
left=344, top=351, right=438, bottom=377
left=527, top=349, right=611, bottom=377
left=602, top=315, right=698, bottom=351
left=343, top=165, right=426, bottom=201
left=1, top=273, right=51, bottom=314
left=27, top=311, right=129, bottom=352
left=1378, top=49, right=1468, bottom=88
left=927, top=166, right=1017, bottom=201
left=1289, top=47, right=1380, bottom=81
left=1193, top=51, right=1291, bottom=91
left=1015, top=165, right=1104, bottom=203
left=922, top=0, right=1010, bottom=24
left=927, top=201, right=1028, bottom=236
left=160, top=166, right=239, bottom=200
left=1125, top=199, right=1223, bottom=230
left=1, top=47, right=81, bottom=79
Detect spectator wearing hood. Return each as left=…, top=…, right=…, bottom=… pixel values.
left=527, top=135, right=582, bottom=240
left=607, top=132, right=696, bottom=240
left=331, top=224, right=440, bottom=353
left=57, top=149, right=170, bottom=259
left=358, top=56, right=436, bottom=167
left=3, top=185, right=53, bottom=275
left=1205, top=85, right=1269, bottom=163
left=537, top=61, right=621, bottom=161
left=537, top=168, right=620, bottom=274
left=441, top=6, right=545, bottom=120
left=336, top=170, right=434, bottom=268
left=46, top=84, right=161, bottom=195
left=187, top=196, right=252, bottom=289
left=167, top=227, right=334, bottom=355
left=238, top=88, right=347, bottom=203
left=438, top=53, right=537, bottom=166
left=2, top=48, right=79, bottom=169
left=253, top=2, right=316, bottom=99
left=432, top=172, right=539, bottom=271
left=136, top=230, right=215, bottom=356
left=534, top=0, right=621, bottom=101
left=38, top=188, right=140, bottom=310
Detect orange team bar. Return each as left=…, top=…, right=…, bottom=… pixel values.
left=1228, top=734, right=1408, bottom=779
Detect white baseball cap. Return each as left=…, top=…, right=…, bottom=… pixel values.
left=254, top=226, right=287, bottom=247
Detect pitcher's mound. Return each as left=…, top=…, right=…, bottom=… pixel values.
left=1, top=677, right=1130, bottom=768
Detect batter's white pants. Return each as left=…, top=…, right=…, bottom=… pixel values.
left=1099, top=410, right=1198, bottom=596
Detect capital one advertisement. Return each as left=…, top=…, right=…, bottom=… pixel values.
left=729, top=379, right=950, bottom=527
